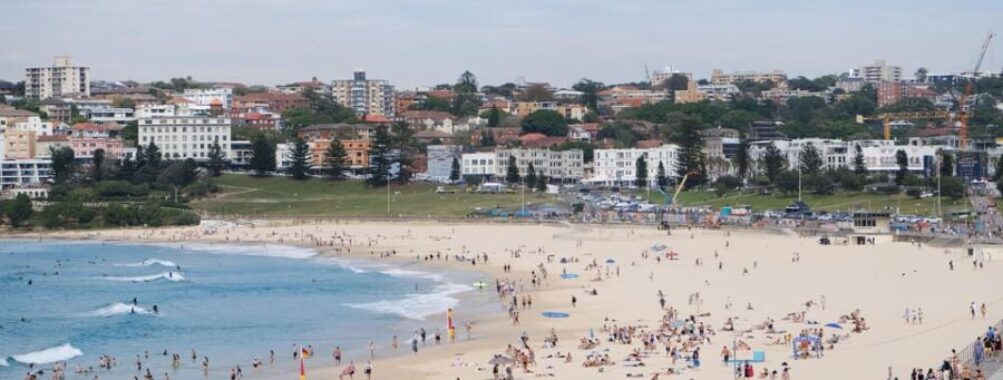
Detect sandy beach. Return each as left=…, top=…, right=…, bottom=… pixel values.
left=38, top=220, right=1003, bottom=380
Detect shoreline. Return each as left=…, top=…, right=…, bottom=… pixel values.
left=4, top=219, right=1002, bottom=379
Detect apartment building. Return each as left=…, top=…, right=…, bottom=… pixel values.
left=461, top=152, right=496, bottom=177
left=0, top=159, right=52, bottom=189
left=69, top=123, right=125, bottom=158
left=494, top=148, right=585, bottom=180
left=24, top=56, right=90, bottom=99
left=710, top=69, right=787, bottom=85
left=183, top=88, right=234, bottom=110
left=425, top=145, right=461, bottom=182
left=3, top=130, right=36, bottom=159
left=749, top=138, right=937, bottom=176
left=590, top=145, right=680, bottom=188
left=138, top=116, right=231, bottom=160
left=306, top=139, right=371, bottom=169
left=331, top=70, right=395, bottom=117
left=136, top=104, right=178, bottom=118
left=852, top=60, right=902, bottom=83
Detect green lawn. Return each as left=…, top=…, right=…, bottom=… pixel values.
left=193, top=174, right=554, bottom=217
left=642, top=190, right=968, bottom=216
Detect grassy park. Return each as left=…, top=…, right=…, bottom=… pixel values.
left=192, top=174, right=556, bottom=217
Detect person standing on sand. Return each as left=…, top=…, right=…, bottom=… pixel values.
left=334, top=347, right=342, bottom=366
left=572, top=296, right=577, bottom=308
left=972, top=302, right=978, bottom=319
left=392, top=335, right=398, bottom=352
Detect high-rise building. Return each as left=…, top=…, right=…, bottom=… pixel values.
left=852, top=60, right=902, bottom=83
left=24, top=56, right=90, bottom=99
left=137, top=116, right=231, bottom=161
left=331, top=70, right=395, bottom=117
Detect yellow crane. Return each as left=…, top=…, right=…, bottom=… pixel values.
left=856, top=111, right=950, bottom=140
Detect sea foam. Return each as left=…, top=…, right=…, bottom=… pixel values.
left=86, top=303, right=153, bottom=317
left=115, top=258, right=178, bottom=268
left=12, top=343, right=83, bottom=365
left=104, top=271, right=185, bottom=283
left=147, top=243, right=317, bottom=260
left=345, top=272, right=473, bottom=321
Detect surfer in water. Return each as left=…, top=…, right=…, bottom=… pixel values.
left=153, top=305, right=159, bottom=315
left=132, top=297, right=138, bottom=306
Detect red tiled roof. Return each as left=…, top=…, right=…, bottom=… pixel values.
left=635, top=139, right=663, bottom=149
left=37, top=135, right=69, bottom=142
left=362, top=114, right=391, bottom=123
left=401, top=110, right=455, bottom=122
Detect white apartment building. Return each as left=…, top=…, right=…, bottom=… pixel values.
left=852, top=60, right=902, bottom=83
left=461, top=152, right=496, bottom=177
left=135, top=104, right=178, bottom=118
left=494, top=148, right=585, bottom=180
left=331, top=70, right=395, bottom=117
left=138, top=116, right=231, bottom=161
left=749, top=139, right=849, bottom=172
left=850, top=140, right=937, bottom=173
left=11, top=116, right=55, bottom=136
left=24, top=56, right=90, bottom=99
left=183, top=88, right=234, bottom=110
left=697, top=84, right=741, bottom=101
left=0, top=158, right=52, bottom=189
left=426, top=145, right=461, bottom=182
left=590, top=145, right=680, bottom=188
left=749, top=138, right=937, bottom=175
left=710, top=69, right=787, bottom=85
left=84, top=107, right=135, bottom=124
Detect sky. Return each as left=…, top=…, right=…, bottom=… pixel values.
left=1, top=0, right=1001, bottom=89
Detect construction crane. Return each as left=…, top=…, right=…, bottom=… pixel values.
left=958, top=31, right=995, bottom=149
left=856, top=111, right=950, bottom=140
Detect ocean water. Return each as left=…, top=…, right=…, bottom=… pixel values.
left=0, top=239, right=495, bottom=379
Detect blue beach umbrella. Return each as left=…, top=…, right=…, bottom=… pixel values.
left=824, top=322, right=842, bottom=329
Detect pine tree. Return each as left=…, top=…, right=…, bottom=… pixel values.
left=505, top=155, right=520, bottom=184
left=656, top=162, right=668, bottom=189
left=324, top=137, right=349, bottom=180
left=895, top=149, right=909, bottom=185
left=634, top=154, right=648, bottom=188
left=487, top=106, right=500, bottom=127
left=762, top=142, right=787, bottom=183
left=287, top=138, right=311, bottom=180
left=940, top=151, right=954, bottom=178
left=673, top=118, right=705, bottom=188
left=535, top=172, right=548, bottom=192
left=92, top=148, right=105, bottom=182
left=733, top=137, right=750, bottom=181
left=368, top=125, right=393, bottom=187
left=249, top=135, right=276, bottom=176
left=207, top=141, right=225, bottom=177
left=526, top=163, right=537, bottom=187
left=798, top=142, right=823, bottom=176
left=391, top=122, right=416, bottom=183
left=853, top=144, right=867, bottom=175
left=117, top=154, right=136, bottom=181
left=449, top=157, right=461, bottom=183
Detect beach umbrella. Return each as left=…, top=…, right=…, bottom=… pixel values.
left=489, top=355, right=514, bottom=365
left=605, top=259, right=615, bottom=264
left=542, top=311, right=570, bottom=318
left=824, top=323, right=842, bottom=329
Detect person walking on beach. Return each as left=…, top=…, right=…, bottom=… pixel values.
left=571, top=296, right=577, bottom=308
left=392, top=335, right=398, bottom=352
left=972, top=302, right=978, bottom=319
left=334, top=346, right=342, bottom=366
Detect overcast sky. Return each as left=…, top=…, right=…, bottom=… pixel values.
left=1, top=0, right=1001, bottom=89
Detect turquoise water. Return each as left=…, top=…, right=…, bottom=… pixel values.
left=0, top=239, right=494, bottom=379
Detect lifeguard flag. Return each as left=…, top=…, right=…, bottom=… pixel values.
left=299, top=357, right=306, bottom=380
left=301, top=347, right=311, bottom=359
